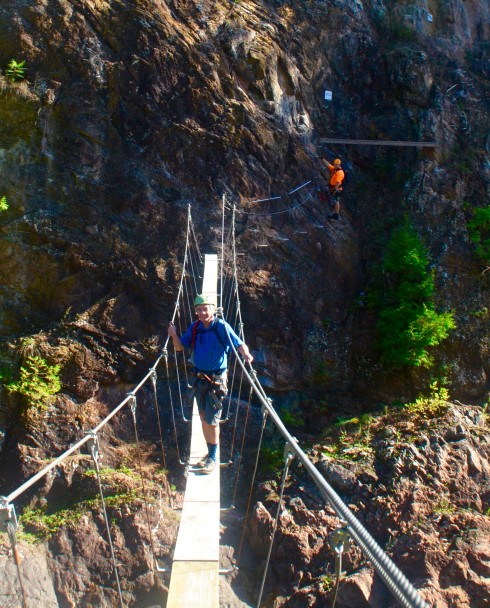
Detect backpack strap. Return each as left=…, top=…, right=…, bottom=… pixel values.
left=191, top=320, right=201, bottom=350
left=191, top=319, right=229, bottom=350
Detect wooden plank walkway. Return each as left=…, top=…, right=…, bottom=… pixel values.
left=167, top=253, right=220, bottom=608
left=319, top=137, right=438, bottom=147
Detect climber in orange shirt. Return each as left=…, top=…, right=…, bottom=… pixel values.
left=321, top=158, right=345, bottom=220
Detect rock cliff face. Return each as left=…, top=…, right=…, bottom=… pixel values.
left=248, top=403, right=490, bottom=607
left=0, top=0, right=489, bottom=606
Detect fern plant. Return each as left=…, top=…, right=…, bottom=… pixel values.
left=0, top=196, right=8, bottom=211
left=6, top=355, right=61, bottom=416
left=377, top=223, right=455, bottom=368
left=5, top=59, right=26, bottom=82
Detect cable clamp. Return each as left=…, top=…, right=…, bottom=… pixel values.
left=329, top=523, right=351, bottom=556
left=0, top=497, right=18, bottom=534
left=260, top=404, right=269, bottom=420
left=284, top=438, right=297, bottom=463
left=150, top=369, right=157, bottom=385
left=86, top=432, right=100, bottom=463
left=128, top=392, right=137, bottom=416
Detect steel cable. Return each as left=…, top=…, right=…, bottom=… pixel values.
left=87, top=434, right=125, bottom=608
left=256, top=451, right=294, bottom=608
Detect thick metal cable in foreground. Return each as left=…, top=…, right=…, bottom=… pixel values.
left=221, top=316, right=429, bottom=608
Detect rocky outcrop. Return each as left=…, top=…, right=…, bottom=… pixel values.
left=247, top=403, right=490, bottom=607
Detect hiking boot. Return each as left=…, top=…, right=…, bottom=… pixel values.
left=195, top=456, right=209, bottom=468
left=200, top=458, right=216, bottom=474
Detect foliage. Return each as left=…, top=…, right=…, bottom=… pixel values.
left=405, top=379, right=450, bottom=419
left=376, top=223, right=455, bottom=368
left=19, top=505, right=84, bottom=541
left=5, top=59, right=26, bottom=82
left=5, top=355, right=61, bottom=415
left=260, top=445, right=284, bottom=474
left=433, top=497, right=456, bottom=516
left=0, top=196, right=8, bottom=211
left=468, top=206, right=490, bottom=264
left=19, top=489, right=140, bottom=542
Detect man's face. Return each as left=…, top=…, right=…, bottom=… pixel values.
left=195, top=304, right=215, bottom=324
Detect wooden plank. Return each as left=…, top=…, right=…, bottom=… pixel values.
left=172, top=501, right=220, bottom=562
left=167, top=253, right=220, bottom=607
left=319, top=137, right=438, bottom=147
left=182, top=402, right=220, bottom=503
left=201, top=253, right=218, bottom=298
left=167, top=561, right=219, bottom=607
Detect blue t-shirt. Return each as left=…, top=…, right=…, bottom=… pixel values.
left=181, top=318, right=243, bottom=373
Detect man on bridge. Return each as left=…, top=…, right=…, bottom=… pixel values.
left=168, top=294, right=253, bottom=474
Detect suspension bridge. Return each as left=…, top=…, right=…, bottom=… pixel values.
left=0, top=198, right=430, bottom=608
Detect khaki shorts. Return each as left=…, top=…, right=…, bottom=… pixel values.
left=192, top=371, right=228, bottom=426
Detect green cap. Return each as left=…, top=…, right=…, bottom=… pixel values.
left=194, top=293, right=216, bottom=307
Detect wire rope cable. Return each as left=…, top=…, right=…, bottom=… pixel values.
left=128, top=394, right=160, bottom=571
left=256, top=450, right=294, bottom=608
left=150, top=371, right=173, bottom=508
left=6, top=522, right=28, bottom=608
left=231, top=384, right=254, bottom=508
left=219, top=317, right=429, bottom=608
left=87, top=434, right=125, bottom=608
left=237, top=407, right=269, bottom=564
left=163, top=351, right=185, bottom=465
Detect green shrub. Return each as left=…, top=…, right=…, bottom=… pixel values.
left=0, top=196, right=8, bottom=211
left=468, top=206, right=490, bottom=264
left=5, top=355, right=61, bottom=416
left=377, top=224, right=455, bottom=368
left=5, top=59, right=26, bottom=82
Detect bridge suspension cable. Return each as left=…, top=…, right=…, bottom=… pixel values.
left=217, top=202, right=428, bottom=608
left=0, top=203, right=201, bottom=606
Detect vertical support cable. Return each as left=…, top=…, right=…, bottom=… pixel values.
left=256, top=446, right=295, bottom=608
left=164, top=350, right=185, bottom=465
left=220, top=193, right=226, bottom=312
left=150, top=370, right=173, bottom=509
left=128, top=394, right=159, bottom=570
left=86, top=434, right=125, bottom=608
left=1, top=499, right=28, bottom=608
left=237, top=405, right=269, bottom=563
left=231, top=384, right=254, bottom=507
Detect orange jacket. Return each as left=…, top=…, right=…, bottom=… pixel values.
left=325, top=162, right=345, bottom=189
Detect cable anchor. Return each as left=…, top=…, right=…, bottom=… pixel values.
left=86, top=432, right=100, bottom=465
left=150, top=369, right=157, bottom=387
left=328, top=522, right=351, bottom=607
left=0, top=496, right=18, bottom=535
left=329, top=522, right=350, bottom=555
left=128, top=392, right=137, bottom=420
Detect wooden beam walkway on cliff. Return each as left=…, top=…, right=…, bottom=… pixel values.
left=319, top=137, right=438, bottom=147
left=167, top=254, right=220, bottom=608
